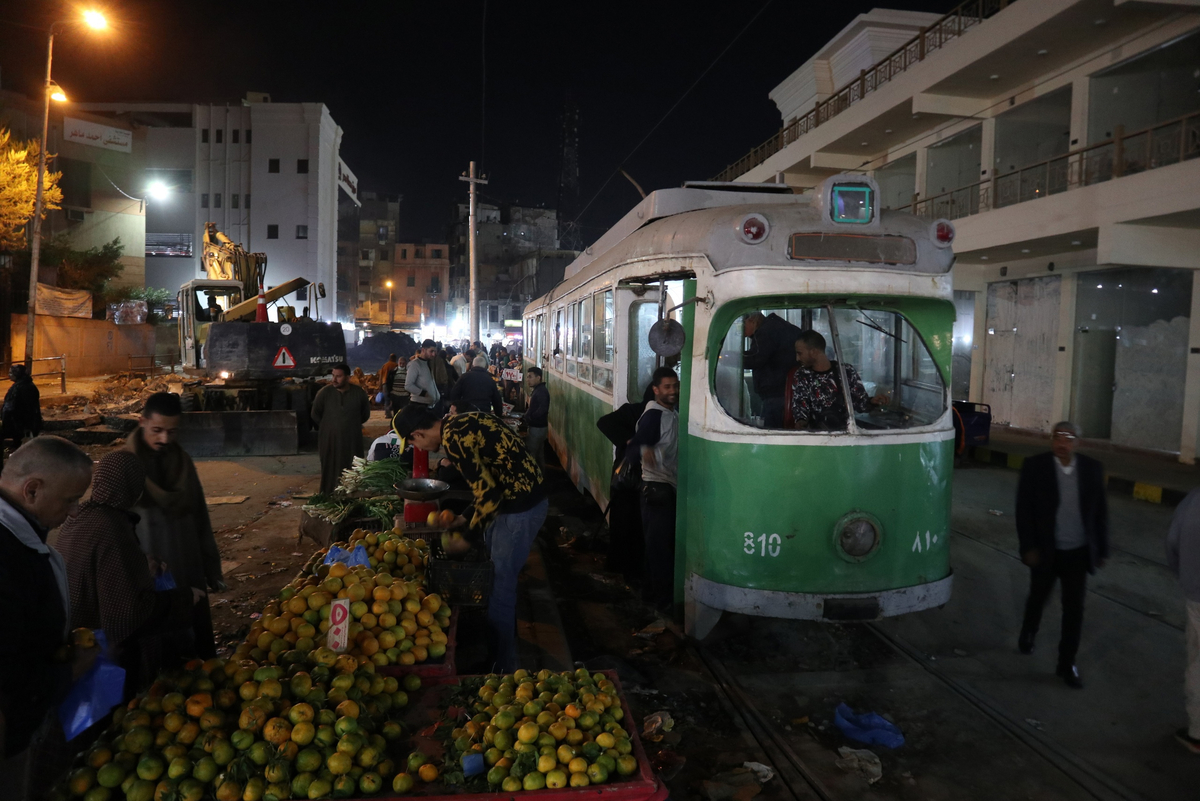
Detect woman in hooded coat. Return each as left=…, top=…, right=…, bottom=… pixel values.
left=56, top=451, right=197, bottom=695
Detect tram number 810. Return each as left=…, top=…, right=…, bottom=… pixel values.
left=743, top=532, right=782, bottom=557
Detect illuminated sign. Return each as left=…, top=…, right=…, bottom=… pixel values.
left=64, top=117, right=132, bottom=153
left=831, top=184, right=873, bottom=224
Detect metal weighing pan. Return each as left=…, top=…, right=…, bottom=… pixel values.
left=395, top=478, right=450, bottom=501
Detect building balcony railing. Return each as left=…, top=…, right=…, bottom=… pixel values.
left=909, top=111, right=1200, bottom=222
left=712, top=0, right=1013, bottom=182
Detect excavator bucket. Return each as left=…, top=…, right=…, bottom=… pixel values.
left=178, top=410, right=299, bottom=457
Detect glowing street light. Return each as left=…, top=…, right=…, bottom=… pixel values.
left=385, top=280, right=394, bottom=325
left=147, top=181, right=170, bottom=201
left=24, top=9, right=109, bottom=368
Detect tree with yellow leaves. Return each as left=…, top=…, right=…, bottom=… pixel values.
left=0, top=126, right=63, bottom=251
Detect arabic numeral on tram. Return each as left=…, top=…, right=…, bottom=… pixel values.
left=743, top=532, right=782, bottom=557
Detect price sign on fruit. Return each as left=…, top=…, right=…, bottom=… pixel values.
left=327, top=598, right=351, bottom=653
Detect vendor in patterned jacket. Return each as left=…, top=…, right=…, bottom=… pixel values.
left=392, top=406, right=546, bottom=672
left=787, top=330, right=887, bottom=431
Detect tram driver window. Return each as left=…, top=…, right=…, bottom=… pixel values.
left=714, top=306, right=945, bottom=431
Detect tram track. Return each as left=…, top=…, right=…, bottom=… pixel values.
left=950, top=526, right=1185, bottom=632
left=691, top=620, right=1154, bottom=801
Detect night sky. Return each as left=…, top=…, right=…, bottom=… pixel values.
left=0, top=0, right=950, bottom=244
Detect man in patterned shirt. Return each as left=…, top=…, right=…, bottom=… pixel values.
left=789, top=330, right=885, bottom=430
left=393, top=406, right=547, bottom=671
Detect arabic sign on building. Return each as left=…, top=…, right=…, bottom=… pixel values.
left=64, top=117, right=132, bottom=153
left=338, top=158, right=360, bottom=206
left=36, top=283, right=93, bottom=318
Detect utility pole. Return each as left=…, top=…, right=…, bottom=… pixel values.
left=459, top=161, right=488, bottom=345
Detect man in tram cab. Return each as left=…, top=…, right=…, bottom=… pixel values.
left=787, top=330, right=884, bottom=431
left=743, top=312, right=803, bottom=428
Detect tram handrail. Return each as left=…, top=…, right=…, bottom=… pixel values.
left=712, top=0, right=1016, bottom=182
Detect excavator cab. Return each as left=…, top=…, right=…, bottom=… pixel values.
left=179, top=279, right=244, bottom=368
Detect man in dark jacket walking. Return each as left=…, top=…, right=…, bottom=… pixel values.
left=449, top=356, right=504, bottom=416
left=1016, top=421, right=1108, bottom=688
left=743, top=312, right=803, bottom=428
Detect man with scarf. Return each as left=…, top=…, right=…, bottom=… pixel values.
left=57, top=451, right=200, bottom=697
left=0, top=436, right=93, bottom=795
left=122, top=392, right=226, bottom=661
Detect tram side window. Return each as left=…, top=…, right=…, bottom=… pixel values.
left=593, top=290, right=614, bottom=391
left=579, top=298, right=593, bottom=360
left=565, top=304, right=577, bottom=377
left=553, top=309, right=564, bottom=371
left=713, top=306, right=945, bottom=431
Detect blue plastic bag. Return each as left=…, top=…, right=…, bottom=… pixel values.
left=834, top=702, right=905, bottom=749
left=154, top=569, right=176, bottom=591
left=323, top=544, right=371, bottom=568
left=58, top=630, right=127, bottom=741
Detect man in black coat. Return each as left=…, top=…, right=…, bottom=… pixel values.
left=1, top=364, right=43, bottom=458
left=1016, top=421, right=1108, bottom=688
left=448, top=356, right=504, bottom=416
left=743, top=312, right=803, bottom=428
left=0, top=437, right=94, bottom=796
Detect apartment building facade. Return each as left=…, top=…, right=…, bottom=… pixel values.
left=0, top=90, right=146, bottom=288
left=79, top=95, right=356, bottom=322
left=722, top=0, right=1200, bottom=461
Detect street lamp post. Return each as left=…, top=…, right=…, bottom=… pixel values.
left=385, top=279, right=394, bottom=326
left=23, top=10, right=107, bottom=369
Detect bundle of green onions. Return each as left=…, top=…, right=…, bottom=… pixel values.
left=336, top=456, right=409, bottom=496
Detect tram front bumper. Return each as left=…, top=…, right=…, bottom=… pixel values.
left=685, top=572, right=954, bottom=636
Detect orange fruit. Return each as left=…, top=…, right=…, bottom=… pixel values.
left=418, top=764, right=439, bottom=782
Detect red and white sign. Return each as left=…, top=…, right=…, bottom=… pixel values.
left=273, top=346, right=296, bottom=369
left=327, top=598, right=351, bottom=653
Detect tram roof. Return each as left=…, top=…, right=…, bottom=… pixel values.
left=562, top=183, right=804, bottom=282
left=531, top=180, right=953, bottom=308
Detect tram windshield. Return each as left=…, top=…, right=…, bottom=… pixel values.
left=714, top=305, right=945, bottom=432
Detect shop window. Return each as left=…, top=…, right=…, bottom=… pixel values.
left=714, top=305, right=945, bottom=431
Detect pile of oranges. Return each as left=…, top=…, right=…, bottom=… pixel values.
left=447, top=668, right=641, bottom=792
left=244, top=529, right=453, bottom=670
left=54, top=656, right=421, bottom=801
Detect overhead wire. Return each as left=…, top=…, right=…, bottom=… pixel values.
left=569, top=0, right=776, bottom=229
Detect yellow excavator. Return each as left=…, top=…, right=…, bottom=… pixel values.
left=175, top=223, right=346, bottom=455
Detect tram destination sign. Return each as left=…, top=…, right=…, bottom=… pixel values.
left=787, top=233, right=916, bottom=265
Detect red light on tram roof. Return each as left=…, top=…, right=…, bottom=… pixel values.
left=738, top=213, right=770, bottom=244
left=930, top=219, right=955, bottom=248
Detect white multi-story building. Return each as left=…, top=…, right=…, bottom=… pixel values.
left=720, top=0, right=1200, bottom=461
left=80, top=94, right=357, bottom=321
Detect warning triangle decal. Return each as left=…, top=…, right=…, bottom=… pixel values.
left=273, top=346, right=296, bottom=369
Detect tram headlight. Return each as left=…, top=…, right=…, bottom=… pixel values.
left=834, top=512, right=882, bottom=562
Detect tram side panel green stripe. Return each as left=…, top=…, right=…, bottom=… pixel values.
left=545, top=373, right=615, bottom=505
left=680, top=436, right=952, bottom=595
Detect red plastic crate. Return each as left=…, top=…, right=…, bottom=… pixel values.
left=377, top=609, right=459, bottom=679
left=342, top=670, right=666, bottom=801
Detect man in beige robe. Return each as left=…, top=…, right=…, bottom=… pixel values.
left=312, top=363, right=371, bottom=494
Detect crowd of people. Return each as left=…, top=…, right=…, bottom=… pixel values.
left=2, top=308, right=1199, bottom=798
left=0, top=391, right=226, bottom=796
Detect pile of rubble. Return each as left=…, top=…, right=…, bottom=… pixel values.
left=41, top=374, right=188, bottom=447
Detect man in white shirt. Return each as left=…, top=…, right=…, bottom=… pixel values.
left=626, top=367, right=679, bottom=612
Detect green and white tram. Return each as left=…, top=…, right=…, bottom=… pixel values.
left=523, top=175, right=957, bottom=637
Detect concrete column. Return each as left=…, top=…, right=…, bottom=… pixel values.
left=1052, top=272, right=1077, bottom=423
left=970, top=288, right=987, bottom=402
left=1177, top=271, right=1200, bottom=464
left=1068, top=76, right=1090, bottom=150
left=979, top=118, right=996, bottom=210
left=914, top=146, right=929, bottom=206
